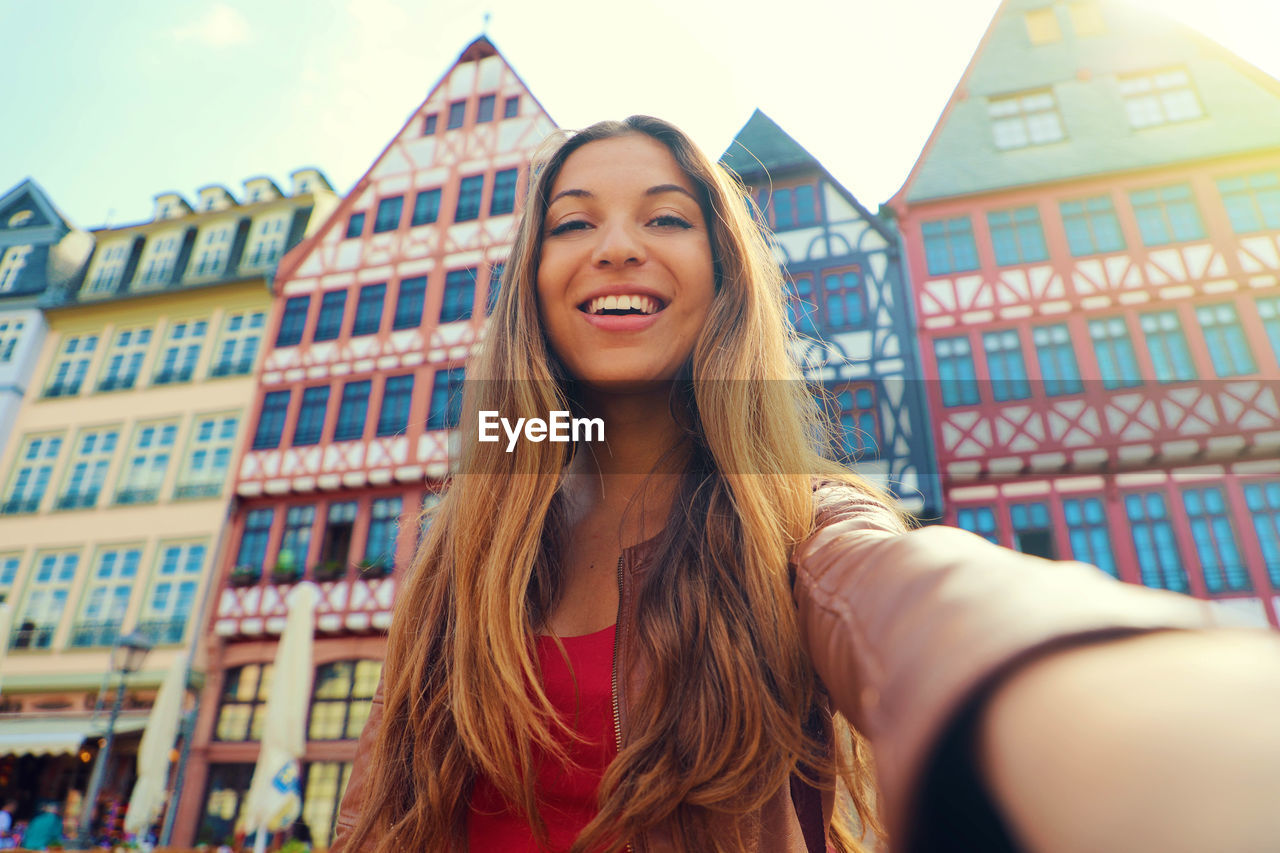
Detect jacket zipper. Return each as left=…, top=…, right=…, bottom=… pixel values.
left=612, top=553, right=633, bottom=853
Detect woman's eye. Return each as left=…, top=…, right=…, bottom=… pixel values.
left=548, top=220, right=589, bottom=236
left=650, top=214, right=692, bottom=229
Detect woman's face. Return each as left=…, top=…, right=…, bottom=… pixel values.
left=536, top=133, right=716, bottom=390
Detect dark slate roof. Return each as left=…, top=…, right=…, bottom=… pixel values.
left=897, top=0, right=1280, bottom=204
left=720, top=109, right=819, bottom=178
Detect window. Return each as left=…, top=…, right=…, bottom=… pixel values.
left=411, top=189, right=442, bottom=226
left=1139, top=311, right=1196, bottom=383
left=1024, top=6, right=1061, bottom=43
left=334, top=380, right=371, bottom=442
left=427, top=367, right=465, bottom=431
left=1088, top=317, right=1143, bottom=388
left=987, top=207, right=1049, bottom=265
left=366, top=497, right=402, bottom=566
left=1244, top=482, right=1280, bottom=589
left=1010, top=502, right=1055, bottom=558
left=212, top=311, right=265, bottom=377
left=489, top=168, right=519, bottom=216
left=293, top=386, right=331, bottom=446
left=314, top=290, right=347, bottom=341
left=245, top=214, right=290, bottom=268
left=822, top=269, right=864, bottom=328
left=373, top=196, right=404, bottom=234
left=278, top=505, right=316, bottom=573
left=988, top=90, right=1065, bottom=149
left=956, top=507, right=999, bottom=544
left=45, top=333, right=98, bottom=397
left=786, top=274, right=818, bottom=336
left=344, top=212, right=366, bottom=240
left=833, top=386, right=878, bottom=458
left=447, top=100, right=466, bottom=129
left=1119, top=68, right=1203, bottom=129
left=71, top=547, right=139, bottom=648
left=922, top=218, right=979, bottom=275
left=1130, top=184, right=1205, bottom=245
left=393, top=276, right=426, bottom=329
left=441, top=268, right=477, bottom=323
left=310, top=660, right=383, bottom=741
left=477, top=94, right=496, bottom=123
left=154, top=319, right=207, bottom=384
left=419, top=491, right=442, bottom=543
left=1125, top=492, right=1188, bottom=592
left=1068, top=1, right=1105, bottom=35
left=455, top=175, right=484, bottom=222
left=234, top=508, right=275, bottom=572
left=13, top=551, right=79, bottom=649
left=1182, top=487, right=1249, bottom=593
left=352, top=283, right=386, bottom=336
left=319, top=501, right=357, bottom=569
left=1218, top=171, right=1280, bottom=234
left=935, top=336, right=980, bottom=406
left=1060, top=196, right=1125, bottom=255
left=486, top=263, right=505, bottom=315
left=504, top=95, right=520, bottom=118
left=252, top=390, right=291, bottom=449
left=0, top=318, right=24, bottom=363
left=0, top=554, right=17, bottom=593
left=139, top=542, right=205, bottom=644
left=277, top=296, right=311, bottom=348
left=1063, top=497, right=1116, bottom=576
left=422, top=113, right=438, bottom=135
left=302, top=761, right=354, bottom=847
left=1196, top=303, right=1256, bottom=376
left=136, top=233, right=181, bottom=287
left=2, top=434, right=63, bottom=514
left=215, top=664, right=273, bottom=741
left=1033, top=324, right=1084, bottom=395
left=86, top=244, right=129, bottom=294
left=176, top=415, right=238, bottom=499
left=116, top=421, right=177, bottom=504
left=0, top=244, right=31, bottom=291
left=190, top=224, right=232, bottom=277
left=1259, top=297, right=1280, bottom=365
left=58, top=427, right=119, bottom=510
left=983, top=330, right=1031, bottom=401
left=97, top=327, right=151, bottom=391
left=198, top=763, right=254, bottom=843
left=767, top=185, right=817, bottom=229
left=377, top=375, right=415, bottom=436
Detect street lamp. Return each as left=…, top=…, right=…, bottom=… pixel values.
left=76, top=630, right=153, bottom=848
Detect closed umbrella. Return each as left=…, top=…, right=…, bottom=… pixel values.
left=124, top=656, right=188, bottom=836
left=0, top=603, right=10, bottom=697
left=243, top=582, right=319, bottom=852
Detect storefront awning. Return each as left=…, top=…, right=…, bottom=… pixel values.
left=0, top=716, right=148, bottom=757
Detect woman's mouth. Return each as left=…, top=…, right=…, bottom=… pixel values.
left=578, top=294, right=665, bottom=316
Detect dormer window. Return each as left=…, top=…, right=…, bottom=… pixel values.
left=7, top=210, right=33, bottom=228
left=988, top=90, right=1066, bottom=150
left=1119, top=68, right=1203, bottom=129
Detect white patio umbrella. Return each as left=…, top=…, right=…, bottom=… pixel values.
left=124, top=655, right=188, bottom=836
left=0, top=603, right=10, bottom=697
left=243, top=582, right=319, bottom=853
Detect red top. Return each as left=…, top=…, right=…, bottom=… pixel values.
left=468, top=624, right=619, bottom=852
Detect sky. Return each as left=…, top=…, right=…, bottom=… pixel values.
left=3, top=0, right=1279, bottom=230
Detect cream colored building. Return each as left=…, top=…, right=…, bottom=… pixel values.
left=0, top=169, right=338, bottom=820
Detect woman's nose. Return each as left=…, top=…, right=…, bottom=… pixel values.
left=591, top=220, right=646, bottom=267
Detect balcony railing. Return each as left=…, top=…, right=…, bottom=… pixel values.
left=136, top=617, right=188, bottom=645
left=10, top=624, right=55, bottom=650
left=43, top=381, right=81, bottom=398
left=55, top=491, right=99, bottom=510
left=0, top=496, right=41, bottom=515
left=153, top=368, right=195, bottom=386
left=209, top=359, right=255, bottom=378
left=174, top=481, right=222, bottom=500
left=96, top=375, right=137, bottom=392
left=115, top=487, right=158, bottom=505
left=69, top=620, right=122, bottom=648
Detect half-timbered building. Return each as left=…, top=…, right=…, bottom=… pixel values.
left=889, top=0, right=1280, bottom=625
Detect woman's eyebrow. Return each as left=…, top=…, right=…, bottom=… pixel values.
left=646, top=184, right=697, bottom=200
left=549, top=188, right=591, bottom=204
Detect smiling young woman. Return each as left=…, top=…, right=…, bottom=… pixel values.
left=331, top=117, right=1280, bottom=853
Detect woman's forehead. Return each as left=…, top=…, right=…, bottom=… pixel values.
left=549, top=134, right=698, bottom=199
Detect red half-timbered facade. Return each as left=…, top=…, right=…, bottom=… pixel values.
left=891, top=0, right=1280, bottom=627
left=175, top=37, right=556, bottom=846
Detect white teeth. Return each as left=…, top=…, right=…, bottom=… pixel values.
left=586, top=294, right=660, bottom=315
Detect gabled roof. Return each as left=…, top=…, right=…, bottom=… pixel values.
left=0, top=178, right=74, bottom=245
left=891, top=0, right=1280, bottom=206
left=720, top=109, right=819, bottom=179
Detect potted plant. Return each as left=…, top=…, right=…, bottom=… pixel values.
left=313, top=559, right=346, bottom=582
left=270, top=550, right=301, bottom=584
left=229, top=564, right=260, bottom=587
left=357, top=556, right=390, bottom=579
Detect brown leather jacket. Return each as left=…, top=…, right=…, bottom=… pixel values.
left=333, top=482, right=1227, bottom=851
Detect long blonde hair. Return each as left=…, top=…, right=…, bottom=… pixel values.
left=343, top=116, right=897, bottom=852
